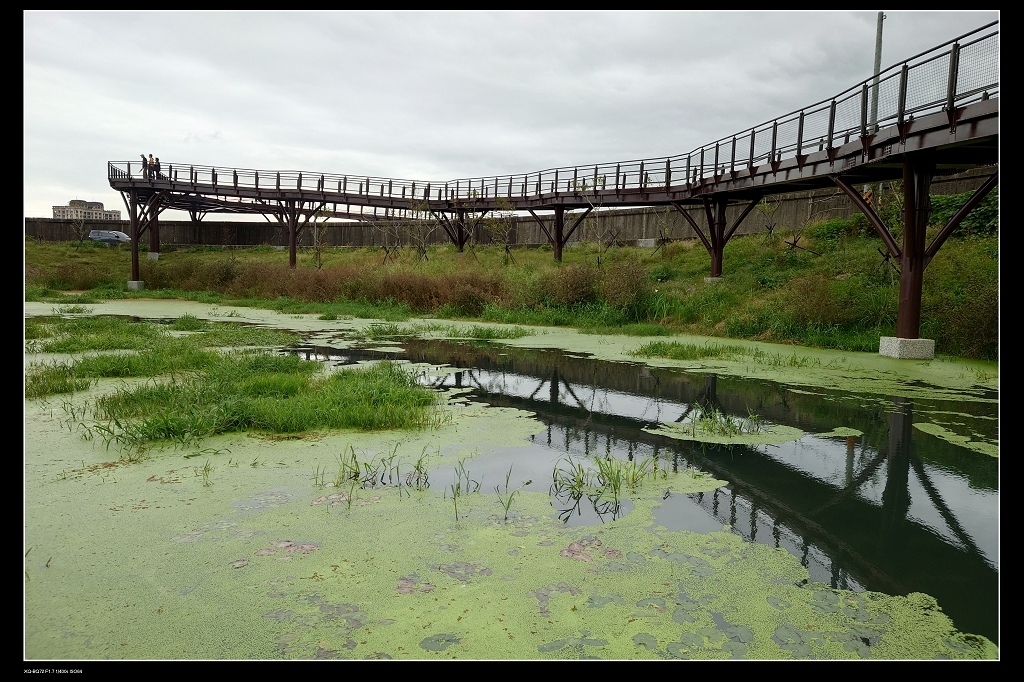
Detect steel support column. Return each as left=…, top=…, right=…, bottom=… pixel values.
left=897, top=155, right=934, bottom=339
left=706, top=197, right=727, bottom=277
left=286, top=200, right=299, bottom=268
left=553, top=207, right=565, bottom=262
left=129, top=190, right=140, bottom=281
left=149, top=202, right=160, bottom=256
left=455, top=209, right=469, bottom=252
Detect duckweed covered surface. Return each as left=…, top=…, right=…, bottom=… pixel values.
left=24, top=300, right=998, bottom=660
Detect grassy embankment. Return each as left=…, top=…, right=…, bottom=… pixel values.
left=25, top=193, right=998, bottom=360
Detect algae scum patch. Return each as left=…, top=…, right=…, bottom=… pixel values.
left=23, top=303, right=998, bottom=659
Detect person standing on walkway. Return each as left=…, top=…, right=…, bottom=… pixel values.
left=141, top=153, right=149, bottom=179
left=148, top=154, right=155, bottom=178
left=154, top=157, right=162, bottom=179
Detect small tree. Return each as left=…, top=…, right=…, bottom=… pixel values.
left=366, top=207, right=403, bottom=264
left=69, top=215, right=90, bottom=250
left=310, top=208, right=335, bottom=270
left=482, top=198, right=518, bottom=265
left=401, top=202, right=440, bottom=262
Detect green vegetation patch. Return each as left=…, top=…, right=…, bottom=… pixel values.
left=77, top=357, right=445, bottom=452
left=913, top=422, right=999, bottom=458
left=363, top=321, right=535, bottom=341
left=632, top=340, right=748, bottom=361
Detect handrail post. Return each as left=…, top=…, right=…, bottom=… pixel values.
left=827, top=101, right=836, bottom=150
left=860, top=83, right=870, bottom=137
left=797, top=111, right=805, bottom=156
left=748, top=128, right=756, bottom=171
left=945, top=43, right=961, bottom=112
left=898, top=64, right=909, bottom=127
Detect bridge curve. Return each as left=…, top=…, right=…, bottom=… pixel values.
left=109, top=22, right=999, bottom=357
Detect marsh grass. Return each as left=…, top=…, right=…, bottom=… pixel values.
left=631, top=340, right=748, bottom=361
left=24, top=364, right=92, bottom=399
left=551, top=454, right=668, bottom=512
left=28, top=316, right=447, bottom=453
left=168, top=313, right=207, bottom=332
left=53, top=304, right=92, bottom=315
left=27, top=315, right=165, bottom=353
left=24, top=315, right=303, bottom=401
left=632, top=339, right=823, bottom=369
left=406, top=447, right=431, bottom=490
left=682, top=406, right=765, bottom=438
left=494, top=465, right=532, bottom=522
left=363, top=321, right=533, bottom=341
left=446, top=458, right=481, bottom=522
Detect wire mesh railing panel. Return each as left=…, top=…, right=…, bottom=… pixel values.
left=905, top=53, right=951, bottom=116
left=832, top=91, right=862, bottom=142
left=800, top=103, right=833, bottom=152
left=871, top=71, right=903, bottom=129
left=957, top=34, right=999, bottom=99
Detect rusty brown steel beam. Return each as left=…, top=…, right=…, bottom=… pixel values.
left=897, top=155, right=934, bottom=339
left=832, top=175, right=902, bottom=259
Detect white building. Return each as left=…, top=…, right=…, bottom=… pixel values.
left=52, top=199, right=121, bottom=221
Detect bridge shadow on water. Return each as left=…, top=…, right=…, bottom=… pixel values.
left=291, top=338, right=999, bottom=645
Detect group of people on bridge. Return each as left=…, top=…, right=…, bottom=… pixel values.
left=140, top=153, right=163, bottom=180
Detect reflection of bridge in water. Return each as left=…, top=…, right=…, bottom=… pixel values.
left=293, top=338, right=998, bottom=642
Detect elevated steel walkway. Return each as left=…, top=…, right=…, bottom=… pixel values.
left=109, top=22, right=999, bottom=357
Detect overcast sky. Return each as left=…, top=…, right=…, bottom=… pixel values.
left=24, top=10, right=999, bottom=221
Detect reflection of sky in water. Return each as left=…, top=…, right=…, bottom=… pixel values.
left=752, top=437, right=998, bottom=567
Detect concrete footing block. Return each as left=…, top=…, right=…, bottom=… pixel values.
left=879, top=336, right=935, bottom=360
left=127, top=280, right=145, bottom=291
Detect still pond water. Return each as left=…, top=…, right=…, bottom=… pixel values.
left=292, top=336, right=999, bottom=645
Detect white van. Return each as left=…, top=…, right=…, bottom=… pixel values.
left=88, top=230, right=131, bottom=245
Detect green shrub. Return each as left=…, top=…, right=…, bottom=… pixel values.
left=929, top=187, right=998, bottom=237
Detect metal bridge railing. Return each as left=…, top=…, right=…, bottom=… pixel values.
left=108, top=21, right=998, bottom=206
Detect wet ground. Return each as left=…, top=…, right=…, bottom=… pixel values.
left=23, top=300, right=999, bottom=660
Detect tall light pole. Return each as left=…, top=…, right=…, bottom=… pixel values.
left=869, top=11, right=886, bottom=133
left=865, top=11, right=886, bottom=206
